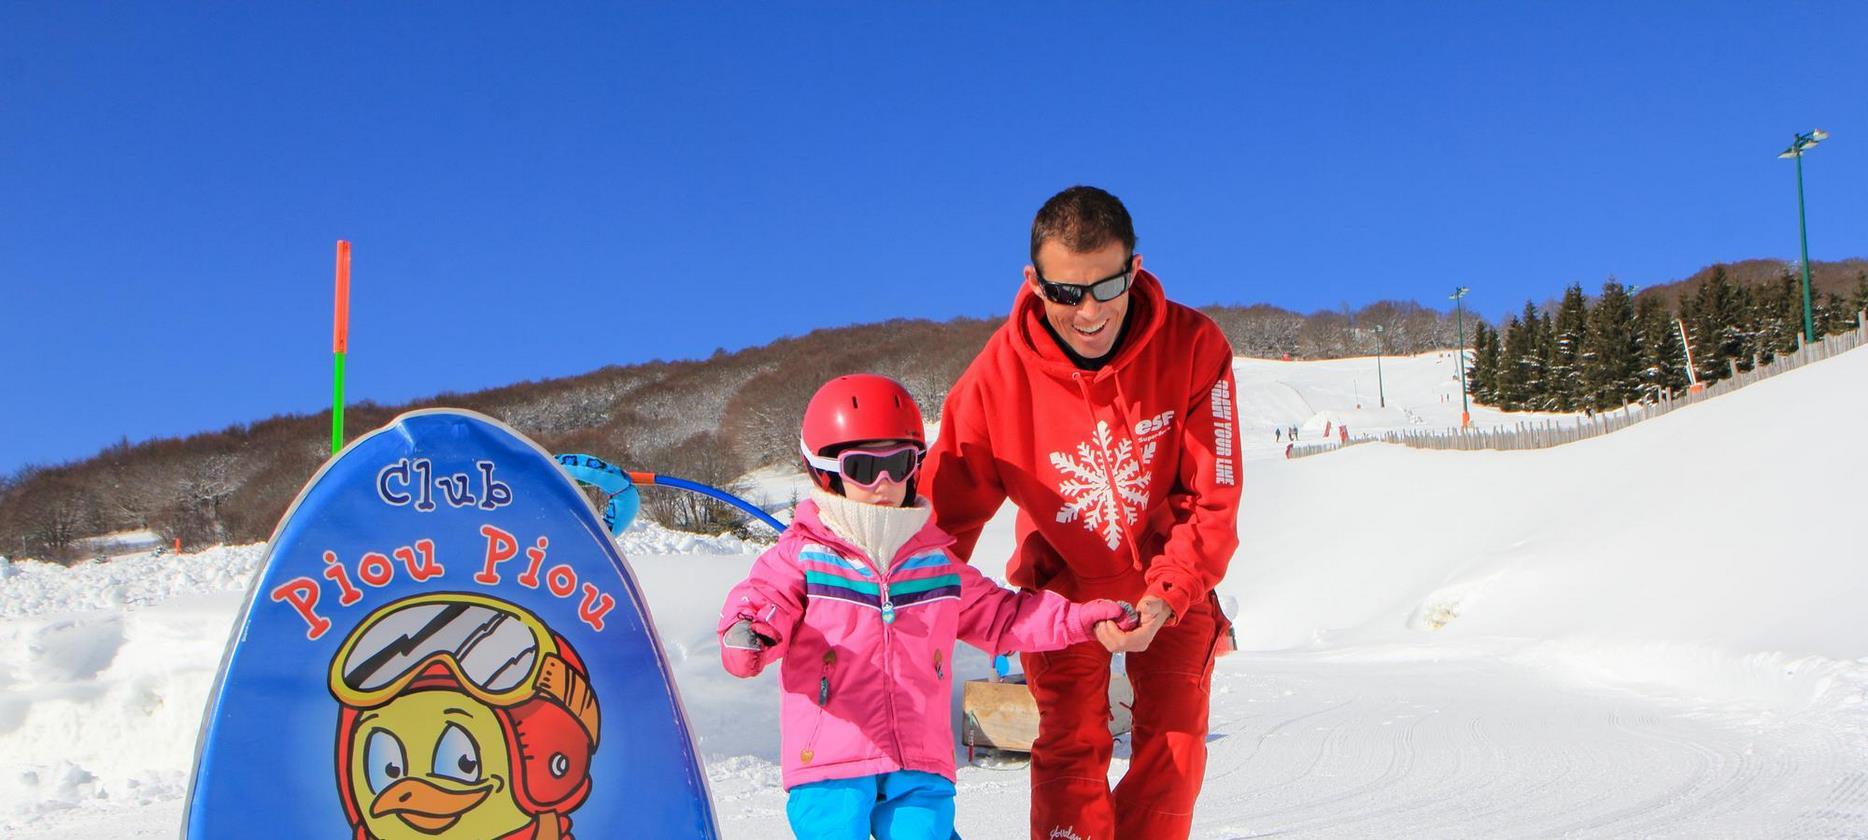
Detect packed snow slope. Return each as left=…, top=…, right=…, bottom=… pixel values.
left=1229, top=350, right=1589, bottom=458
left=1237, top=347, right=1868, bottom=659
left=3, top=349, right=1866, bottom=837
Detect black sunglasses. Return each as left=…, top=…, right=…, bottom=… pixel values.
left=1035, top=256, right=1134, bottom=306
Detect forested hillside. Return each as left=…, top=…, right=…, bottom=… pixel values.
left=5, top=260, right=1862, bottom=560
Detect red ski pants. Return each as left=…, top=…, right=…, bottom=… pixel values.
left=1020, top=593, right=1224, bottom=840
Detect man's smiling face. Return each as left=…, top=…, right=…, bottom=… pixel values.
left=1026, top=239, right=1136, bottom=360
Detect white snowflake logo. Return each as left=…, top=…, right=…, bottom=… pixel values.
left=1050, top=420, right=1151, bottom=549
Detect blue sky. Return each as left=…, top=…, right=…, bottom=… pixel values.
left=3, top=2, right=1863, bottom=475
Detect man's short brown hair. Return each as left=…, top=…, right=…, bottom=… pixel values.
left=1029, top=185, right=1137, bottom=270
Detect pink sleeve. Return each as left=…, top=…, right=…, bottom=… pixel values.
left=952, top=557, right=1091, bottom=656
left=717, top=540, right=806, bottom=661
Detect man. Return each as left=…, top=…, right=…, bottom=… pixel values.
left=923, top=186, right=1242, bottom=839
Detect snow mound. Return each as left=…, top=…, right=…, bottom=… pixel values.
left=0, top=545, right=263, bottom=621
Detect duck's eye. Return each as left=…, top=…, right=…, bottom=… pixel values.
left=364, top=729, right=407, bottom=794
left=432, top=723, right=481, bottom=784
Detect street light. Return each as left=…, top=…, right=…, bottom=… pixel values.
left=1450, top=287, right=1471, bottom=429
left=1777, top=129, right=1828, bottom=343
left=1372, top=324, right=1387, bottom=408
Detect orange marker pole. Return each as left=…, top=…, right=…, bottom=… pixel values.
left=332, top=241, right=351, bottom=455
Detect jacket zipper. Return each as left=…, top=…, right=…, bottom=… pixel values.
left=879, top=575, right=906, bottom=764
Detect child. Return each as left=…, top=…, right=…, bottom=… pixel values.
left=718, top=374, right=1138, bottom=840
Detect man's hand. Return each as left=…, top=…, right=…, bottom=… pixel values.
left=720, top=618, right=777, bottom=678
left=1079, top=599, right=1142, bottom=652
left=1093, top=595, right=1174, bottom=653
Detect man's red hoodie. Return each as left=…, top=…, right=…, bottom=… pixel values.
left=923, top=269, right=1241, bottom=623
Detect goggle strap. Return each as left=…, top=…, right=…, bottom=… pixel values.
left=538, top=652, right=601, bottom=748
left=800, top=439, right=842, bottom=473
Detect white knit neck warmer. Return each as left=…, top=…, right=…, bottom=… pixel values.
left=810, top=487, right=931, bottom=569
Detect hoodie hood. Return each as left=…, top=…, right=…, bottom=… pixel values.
left=1011, top=268, right=1168, bottom=380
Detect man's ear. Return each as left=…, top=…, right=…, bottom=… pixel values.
left=1132, top=253, right=1143, bottom=272
left=1023, top=264, right=1040, bottom=290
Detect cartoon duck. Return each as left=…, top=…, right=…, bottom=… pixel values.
left=331, top=594, right=601, bottom=840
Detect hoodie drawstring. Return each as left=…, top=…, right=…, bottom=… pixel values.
left=1109, top=373, right=1148, bottom=571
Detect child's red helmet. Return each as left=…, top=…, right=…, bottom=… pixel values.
left=800, top=374, right=925, bottom=492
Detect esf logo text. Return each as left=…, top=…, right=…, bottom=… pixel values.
left=1134, top=410, right=1176, bottom=437
left=376, top=458, right=514, bottom=512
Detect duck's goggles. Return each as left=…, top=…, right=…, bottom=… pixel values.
left=329, top=593, right=566, bottom=710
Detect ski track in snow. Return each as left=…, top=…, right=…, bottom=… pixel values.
left=703, top=648, right=1868, bottom=839
left=1185, top=653, right=1868, bottom=839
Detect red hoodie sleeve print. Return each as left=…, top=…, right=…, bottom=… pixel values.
left=1142, top=346, right=1243, bottom=623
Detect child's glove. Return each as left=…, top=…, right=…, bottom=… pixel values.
left=1079, top=599, right=1142, bottom=635
left=721, top=618, right=779, bottom=678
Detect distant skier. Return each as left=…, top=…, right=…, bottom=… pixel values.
left=1275, top=427, right=1282, bottom=442
left=717, top=374, right=1135, bottom=838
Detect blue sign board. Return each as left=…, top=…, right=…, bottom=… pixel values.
left=183, top=409, right=719, bottom=839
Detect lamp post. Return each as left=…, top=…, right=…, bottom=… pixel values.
left=1451, top=287, right=1471, bottom=428
left=1777, top=129, right=1828, bottom=344
left=1373, top=324, right=1387, bottom=408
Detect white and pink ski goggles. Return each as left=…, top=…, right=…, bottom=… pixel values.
left=800, top=441, right=924, bottom=489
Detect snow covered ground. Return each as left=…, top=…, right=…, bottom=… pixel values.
left=4, top=349, right=1867, bottom=837
left=1230, top=350, right=1595, bottom=461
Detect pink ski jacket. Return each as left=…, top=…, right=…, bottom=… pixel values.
left=718, top=500, right=1097, bottom=789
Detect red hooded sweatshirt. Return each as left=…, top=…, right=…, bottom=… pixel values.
left=923, top=269, right=1242, bottom=622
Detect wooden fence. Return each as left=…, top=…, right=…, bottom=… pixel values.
left=1289, top=312, right=1867, bottom=458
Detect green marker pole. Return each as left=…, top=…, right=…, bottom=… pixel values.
left=332, top=241, right=351, bottom=455
left=332, top=352, right=346, bottom=454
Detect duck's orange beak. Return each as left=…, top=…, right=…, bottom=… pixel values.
left=370, top=777, right=492, bottom=834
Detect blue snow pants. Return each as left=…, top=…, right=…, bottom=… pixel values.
left=785, top=769, right=960, bottom=839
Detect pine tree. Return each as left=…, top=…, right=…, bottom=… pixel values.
left=1580, top=280, right=1640, bottom=410
left=1818, top=290, right=1850, bottom=337
left=1753, top=273, right=1801, bottom=362
left=1634, top=294, right=1687, bottom=400
left=1468, top=323, right=1495, bottom=403
left=1495, top=314, right=1528, bottom=409
left=1851, top=271, right=1868, bottom=320
left=1547, top=284, right=1590, bottom=411
left=1503, top=302, right=1548, bottom=410
left=1479, top=322, right=1503, bottom=404
left=1689, top=267, right=1747, bottom=382
left=1534, top=309, right=1556, bottom=410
